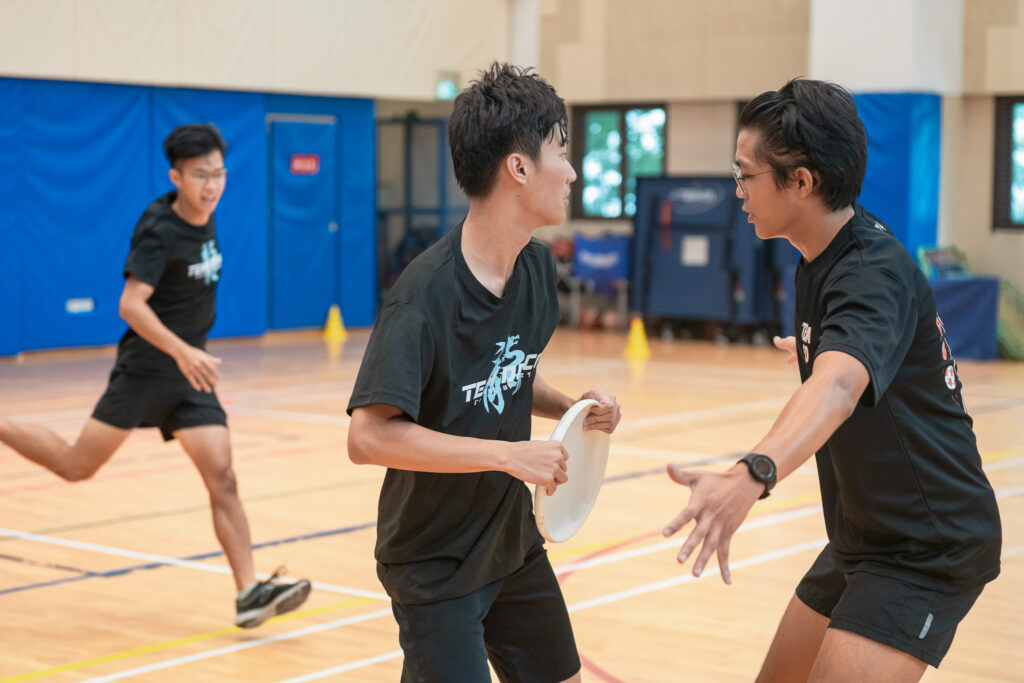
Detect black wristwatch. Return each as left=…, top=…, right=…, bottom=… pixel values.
left=738, top=453, right=777, bottom=499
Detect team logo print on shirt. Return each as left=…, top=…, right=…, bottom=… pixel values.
left=935, top=315, right=963, bottom=404
left=187, top=240, right=222, bottom=285
left=460, top=334, right=540, bottom=414
left=800, top=322, right=812, bottom=363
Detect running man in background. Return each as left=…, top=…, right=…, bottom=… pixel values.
left=0, top=124, right=311, bottom=628
left=663, top=79, right=1001, bottom=682
left=347, top=64, right=621, bottom=682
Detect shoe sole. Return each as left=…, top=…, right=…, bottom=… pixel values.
left=235, top=580, right=312, bottom=629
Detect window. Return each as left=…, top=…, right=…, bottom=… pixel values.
left=571, top=104, right=666, bottom=219
left=992, top=96, right=1024, bottom=229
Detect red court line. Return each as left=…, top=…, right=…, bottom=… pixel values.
left=0, top=444, right=318, bottom=496
left=558, top=530, right=661, bottom=683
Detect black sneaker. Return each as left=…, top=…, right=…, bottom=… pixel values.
left=235, top=567, right=312, bottom=628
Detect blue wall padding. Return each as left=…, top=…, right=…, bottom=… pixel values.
left=268, top=94, right=377, bottom=328
left=0, top=78, right=376, bottom=355
left=19, top=81, right=151, bottom=352
left=853, top=93, right=941, bottom=260
left=0, top=78, right=23, bottom=355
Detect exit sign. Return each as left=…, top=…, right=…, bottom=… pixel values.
left=290, top=154, right=321, bottom=175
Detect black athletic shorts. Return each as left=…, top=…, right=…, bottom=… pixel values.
left=92, top=367, right=227, bottom=441
left=390, top=550, right=580, bottom=683
left=796, top=545, right=985, bottom=668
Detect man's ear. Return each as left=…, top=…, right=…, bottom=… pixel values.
left=168, top=167, right=182, bottom=189
left=504, top=153, right=529, bottom=185
left=793, top=167, right=816, bottom=198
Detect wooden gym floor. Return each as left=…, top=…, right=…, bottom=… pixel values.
left=0, top=329, right=1021, bottom=682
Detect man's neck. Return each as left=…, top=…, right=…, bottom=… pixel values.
left=460, top=199, right=537, bottom=298
left=792, top=205, right=855, bottom=262
left=170, top=198, right=211, bottom=227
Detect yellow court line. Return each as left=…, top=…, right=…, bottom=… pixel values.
left=7, top=449, right=1020, bottom=682
left=0, top=597, right=377, bottom=683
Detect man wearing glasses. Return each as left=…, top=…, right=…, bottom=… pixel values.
left=0, top=124, right=311, bottom=628
left=664, top=80, right=1001, bottom=681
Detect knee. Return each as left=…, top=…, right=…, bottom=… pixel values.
left=61, top=460, right=101, bottom=482
left=204, top=463, right=239, bottom=498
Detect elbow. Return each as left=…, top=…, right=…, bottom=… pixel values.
left=832, top=375, right=867, bottom=421
left=118, top=293, right=138, bottom=325
left=346, top=426, right=376, bottom=465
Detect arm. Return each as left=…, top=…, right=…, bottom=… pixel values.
left=531, top=375, right=574, bottom=420
left=348, top=403, right=570, bottom=493
left=118, top=275, right=221, bottom=392
left=663, top=350, right=869, bottom=583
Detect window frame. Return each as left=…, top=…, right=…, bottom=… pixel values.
left=569, top=103, right=668, bottom=220
left=992, top=95, right=1024, bottom=230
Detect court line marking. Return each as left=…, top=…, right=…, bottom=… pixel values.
left=0, top=527, right=387, bottom=600
left=13, top=481, right=1024, bottom=683
left=554, top=505, right=824, bottom=575
left=274, top=650, right=405, bottom=682
left=266, top=537, right=832, bottom=683
left=0, top=497, right=824, bottom=682
left=74, top=609, right=396, bottom=683
left=0, top=598, right=380, bottom=683
left=3, top=449, right=1017, bottom=595
left=567, top=538, right=829, bottom=613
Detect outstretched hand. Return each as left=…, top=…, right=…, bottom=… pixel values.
left=580, top=389, right=621, bottom=433
left=773, top=336, right=797, bottom=365
left=662, top=464, right=764, bottom=584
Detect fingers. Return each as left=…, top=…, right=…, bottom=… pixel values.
left=675, top=521, right=705, bottom=564
left=180, top=351, right=221, bottom=393
left=717, top=540, right=732, bottom=585
left=691, top=528, right=719, bottom=577
left=662, top=505, right=696, bottom=538
left=582, top=394, right=620, bottom=433
left=773, top=336, right=798, bottom=364
left=666, top=463, right=698, bottom=487
left=190, top=361, right=218, bottom=392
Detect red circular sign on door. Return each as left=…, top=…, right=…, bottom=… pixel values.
left=290, top=154, right=321, bottom=175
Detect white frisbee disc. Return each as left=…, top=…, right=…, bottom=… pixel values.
left=534, top=398, right=611, bottom=543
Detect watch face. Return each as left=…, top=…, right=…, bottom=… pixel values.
left=753, top=458, right=774, bottom=477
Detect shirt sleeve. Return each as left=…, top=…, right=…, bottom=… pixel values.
left=815, top=267, right=917, bottom=406
left=346, top=302, right=435, bottom=421
left=123, top=224, right=167, bottom=287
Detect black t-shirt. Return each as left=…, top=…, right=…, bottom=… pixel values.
left=795, top=205, right=1001, bottom=588
left=116, top=192, right=221, bottom=375
left=347, top=221, right=560, bottom=604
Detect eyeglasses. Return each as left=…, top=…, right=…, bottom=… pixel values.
left=187, top=169, right=228, bottom=185
left=731, top=162, right=771, bottom=194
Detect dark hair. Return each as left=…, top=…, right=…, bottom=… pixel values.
left=738, top=79, right=866, bottom=211
left=449, top=62, right=568, bottom=198
left=163, top=123, right=227, bottom=167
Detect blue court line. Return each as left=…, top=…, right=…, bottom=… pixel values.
left=0, top=521, right=376, bottom=597
left=0, top=459, right=735, bottom=597
left=0, top=551, right=90, bottom=575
